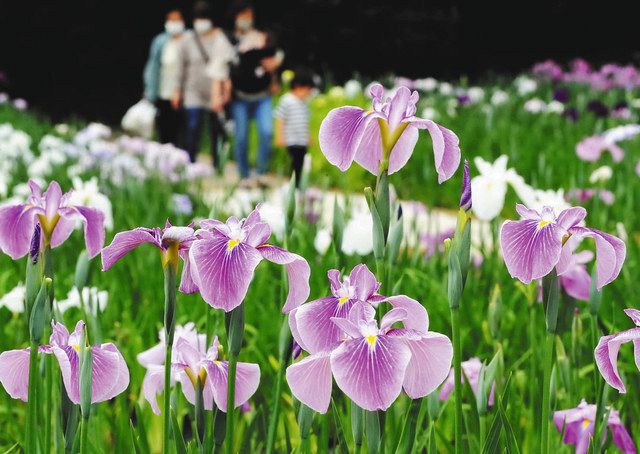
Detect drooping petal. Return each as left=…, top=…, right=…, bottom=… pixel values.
left=388, top=125, right=419, bottom=174
left=576, top=227, right=625, bottom=289
left=0, top=348, right=31, bottom=401
left=401, top=332, right=453, bottom=399
left=73, top=206, right=106, bottom=258
left=594, top=327, right=640, bottom=393
left=330, top=335, right=411, bottom=411
left=141, top=365, right=166, bottom=415
left=257, top=244, right=310, bottom=313
left=0, top=204, right=37, bottom=259
left=52, top=345, right=80, bottom=403
left=90, top=343, right=130, bottom=402
left=384, top=295, right=429, bottom=333
left=610, top=421, right=637, bottom=454
left=318, top=106, right=379, bottom=172
left=625, top=309, right=640, bottom=327
left=285, top=351, right=333, bottom=413
left=294, top=296, right=356, bottom=354
left=500, top=219, right=564, bottom=283
left=101, top=228, right=161, bottom=271
left=413, top=119, right=461, bottom=183
left=204, top=360, right=260, bottom=412
left=188, top=236, right=263, bottom=312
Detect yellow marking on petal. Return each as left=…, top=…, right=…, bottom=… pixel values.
left=37, top=213, right=61, bottom=246
left=582, top=419, right=591, bottom=428
left=161, top=240, right=180, bottom=270
left=72, top=345, right=81, bottom=353
left=537, top=220, right=551, bottom=229
left=213, top=360, right=221, bottom=366
left=227, top=239, right=240, bottom=252
left=364, top=109, right=374, bottom=116
left=366, top=335, right=377, bottom=347
left=184, top=368, right=198, bottom=387
left=338, top=297, right=349, bottom=306
left=198, top=367, right=207, bottom=383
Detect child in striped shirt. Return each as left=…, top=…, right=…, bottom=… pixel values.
left=275, top=71, right=315, bottom=187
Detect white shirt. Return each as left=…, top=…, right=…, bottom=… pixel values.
left=275, top=93, right=309, bottom=146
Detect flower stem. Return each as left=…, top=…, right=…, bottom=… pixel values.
left=450, top=306, right=463, bottom=454
left=540, top=269, right=559, bottom=454
left=162, top=264, right=177, bottom=454
left=79, top=415, right=89, bottom=454
left=225, top=304, right=245, bottom=454
left=25, top=340, right=39, bottom=454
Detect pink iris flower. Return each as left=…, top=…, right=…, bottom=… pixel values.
left=288, top=264, right=431, bottom=354
left=439, top=357, right=495, bottom=405
left=595, top=308, right=640, bottom=394
left=286, top=299, right=452, bottom=413
left=576, top=135, right=625, bottom=162
left=185, top=208, right=310, bottom=313
left=500, top=204, right=625, bottom=290
left=101, top=220, right=195, bottom=289
left=0, top=180, right=105, bottom=259
left=0, top=320, right=129, bottom=403
left=318, top=83, right=461, bottom=182
left=138, top=323, right=259, bottom=414
left=554, top=400, right=636, bottom=454
left=557, top=236, right=594, bottom=301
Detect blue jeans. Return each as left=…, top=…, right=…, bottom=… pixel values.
left=231, top=96, right=273, bottom=178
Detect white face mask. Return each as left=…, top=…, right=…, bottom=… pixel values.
left=235, top=18, right=253, bottom=31
left=165, top=20, right=185, bottom=36
left=194, top=19, right=212, bottom=34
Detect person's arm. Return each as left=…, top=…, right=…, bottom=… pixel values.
left=211, top=80, right=226, bottom=113
left=275, top=117, right=286, bottom=148
left=172, top=36, right=188, bottom=109
left=143, top=35, right=162, bottom=101
left=208, top=32, right=236, bottom=112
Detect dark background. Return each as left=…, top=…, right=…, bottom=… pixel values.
left=1, top=0, right=638, bottom=124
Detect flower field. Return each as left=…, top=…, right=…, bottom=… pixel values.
left=1, top=59, right=640, bottom=453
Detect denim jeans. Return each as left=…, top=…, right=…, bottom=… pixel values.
left=184, top=107, right=225, bottom=167
left=231, top=95, right=273, bottom=179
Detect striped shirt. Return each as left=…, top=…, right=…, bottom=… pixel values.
left=275, top=93, right=309, bottom=146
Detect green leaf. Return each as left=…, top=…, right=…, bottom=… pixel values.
left=332, top=195, right=345, bottom=252
left=365, top=410, right=381, bottom=454
left=170, top=409, right=188, bottom=454
left=447, top=251, right=463, bottom=309
left=74, top=249, right=90, bottom=290
left=297, top=404, right=315, bottom=441
left=365, top=187, right=385, bottom=261
left=386, top=206, right=404, bottom=266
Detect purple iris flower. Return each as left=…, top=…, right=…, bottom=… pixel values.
left=138, top=323, right=259, bottom=414
left=595, top=308, right=640, bottom=394
left=576, top=135, right=624, bottom=162
left=318, top=83, right=460, bottom=183
left=101, top=220, right=195, bottom=290
left=288, top=264, right=431, bottom=354
left=0, top=180, right=105, bottom=259
left=553, top=87, right=570, bottom=103
left=500, top=204, right=625, bottom=289
left=563, top=107, right=579, bottom=122
left=554, top=400, right=636, bottom=454
left=286, top=297, right=452, bottom=413
left=186, top=207, right=310, bottom=313
left=586, top=100, right=609, bottom=118
left=439, top=357, right=495, bottom=405
left=0, top=320, right=129, bottom=403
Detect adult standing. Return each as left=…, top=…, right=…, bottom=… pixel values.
left=143, top=8, right=185, bottom=146
left=173, top=1, right=235, bottom=166
left=229, top=1, right=284, bottom=184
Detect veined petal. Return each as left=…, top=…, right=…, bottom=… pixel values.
left=350, top=264, right=380, bottom=302
left=610, top=420, right=637, bottom=454
left=90, top=343, right=130, bottom=402
left=380, top=308, right=408, bottom=330
left=188, top=236, right=263, bottom=312
left=101, top=228, right=162, bottom=271
left=285, top=351, right=333, bottom=414
left=137, top=341, right=165, bottom=368
left=245, top=222, right=272, bottom=248
left=330, top=335, right=411, bottom=411
left=257, top=245, right=310, bottom=313
left=413, top=119, right=461, bottom=183
left=515, top=204, right=541, bottom=220
left=388, top=125, right=419, bottom=174
left=594, top=327, right=640, bottom=393
left=556, top=206, right=587, bottom=231
left=0, top=348, right=31, bottom=401
left=625, top=309, right=640, bottom=327
left=52, top=345, right=80, bottom=403
left=319, top=106, right=379, bottom=172
left=559, top=265, right=591, bottom=300
left=500, top=219, right=563, bottom=283
left=295, top=296, right=356, bottom=354
left=204, top=360, right=260, bottom=412
left=568, top=226, right=626, bottom=289
left=402, top=332, right=453, bottom=399
left=162, top=226, right=195, bottom=246
left=0, top=204, right=37, bottom=259
left=178, top=249, right=198, bottom=294
left=49, top=211, right=77, bottom=250
left=387, top=86, right=412, bottom=129
left=384, top=295, right=429, bottom=333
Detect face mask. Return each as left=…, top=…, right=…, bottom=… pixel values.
left=164, top=20, right=185, bottom=35
left=235, top=18, right=253, bottom=31
left=194, top=19, right=212, bottom=34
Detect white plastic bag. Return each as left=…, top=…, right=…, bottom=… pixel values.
left=121, top=99, right=156, bottom=139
